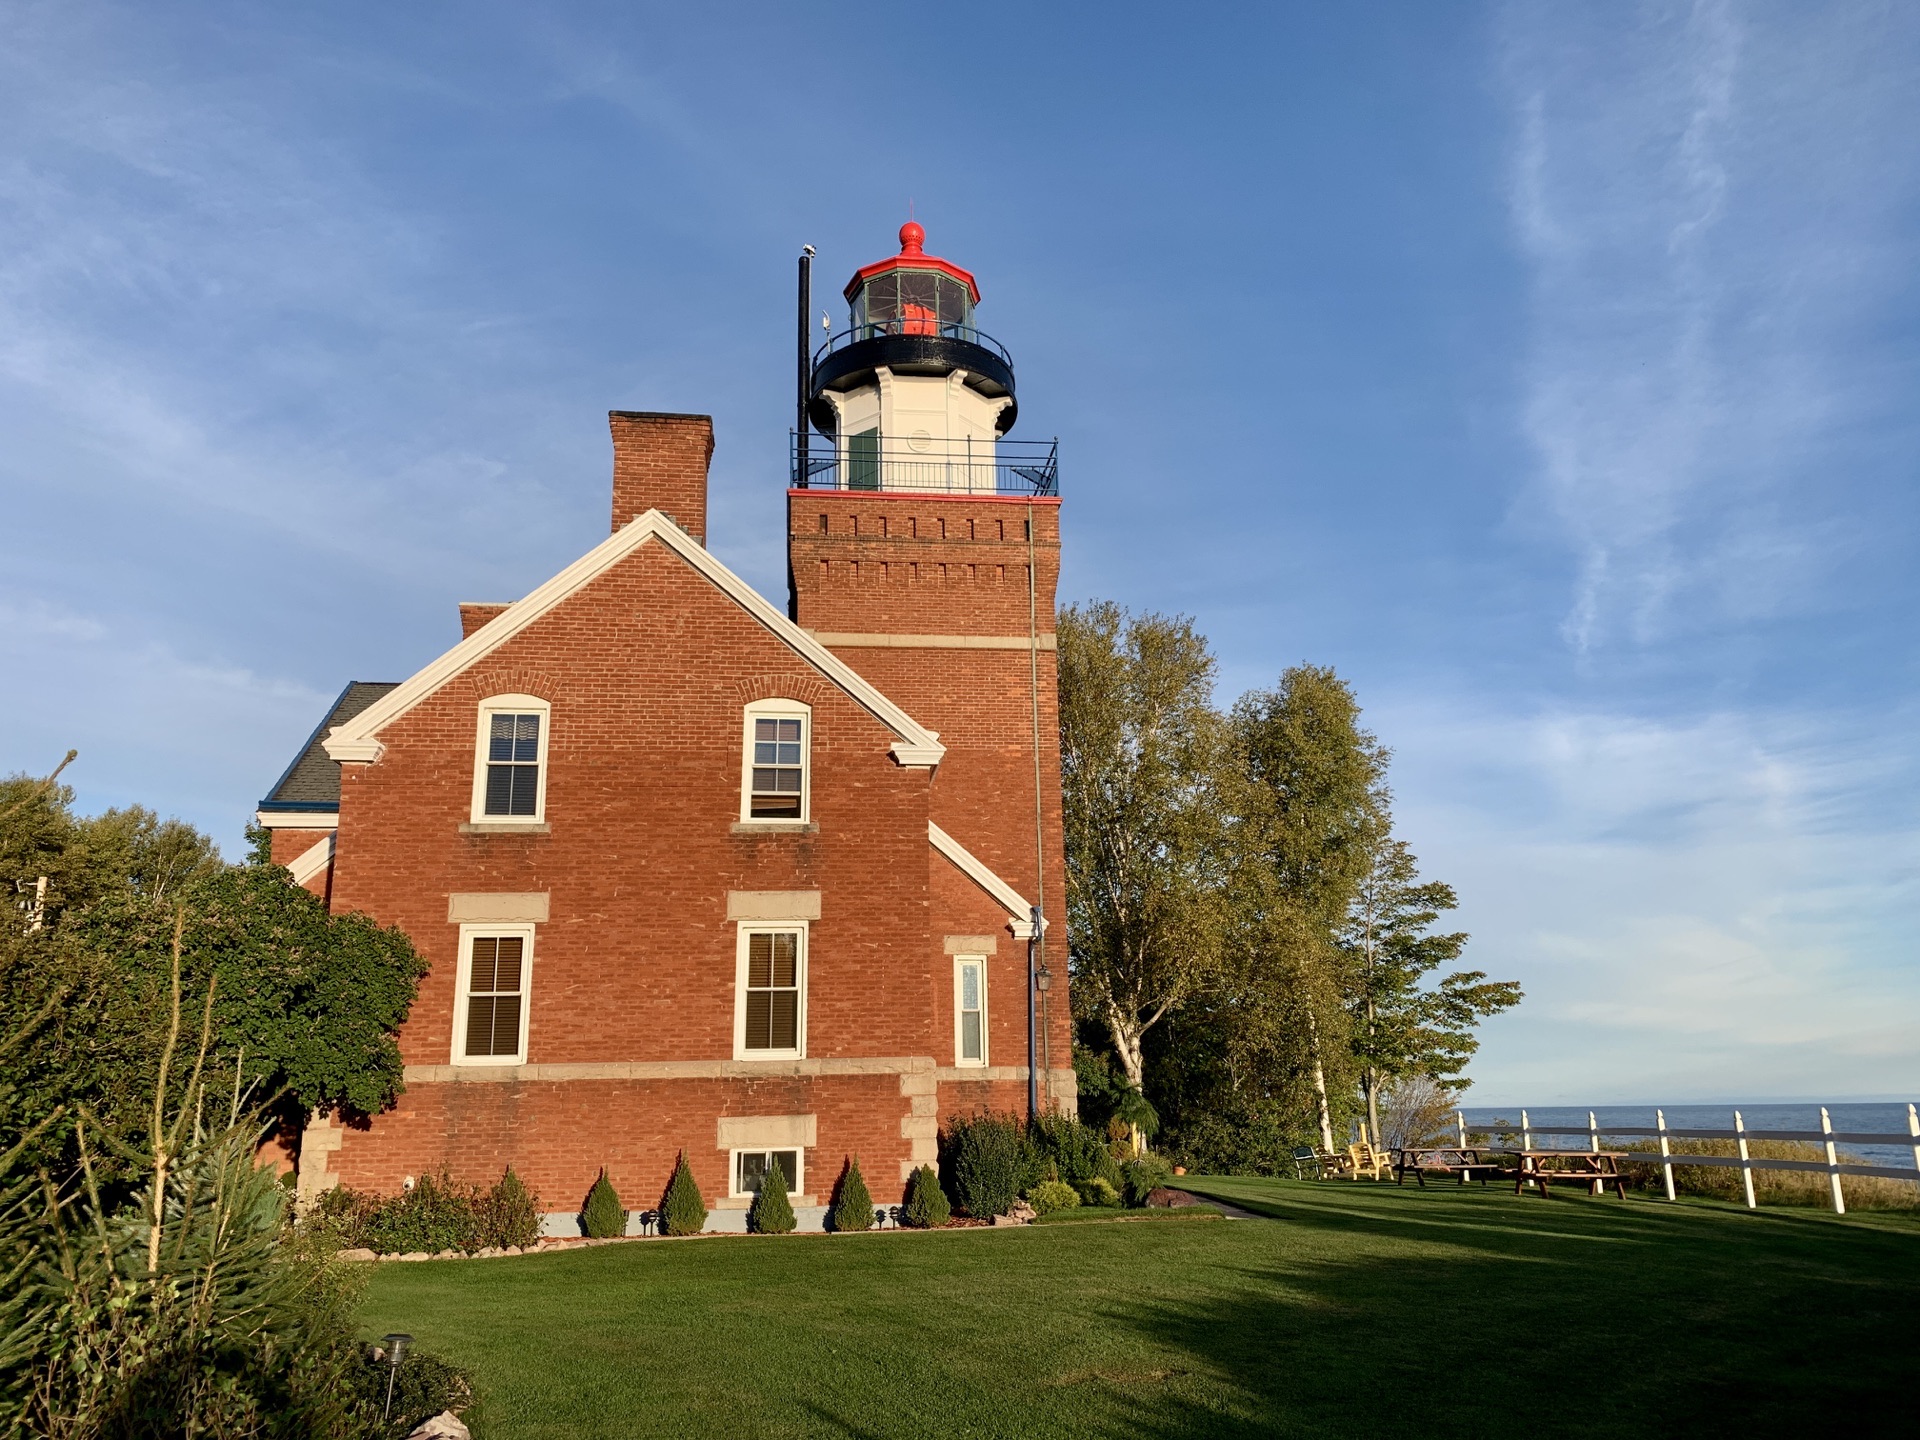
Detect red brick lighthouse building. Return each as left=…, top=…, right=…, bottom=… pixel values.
left=256, top=224, right=1073, bottom=1230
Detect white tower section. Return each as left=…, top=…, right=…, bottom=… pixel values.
left=806, top=222, right=1021, bottom=495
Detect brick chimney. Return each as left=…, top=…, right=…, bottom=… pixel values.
left=609, top=411, right=713, bottom=542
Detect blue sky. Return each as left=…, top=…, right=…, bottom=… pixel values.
left=3, top=1, right=1916, bottom=1104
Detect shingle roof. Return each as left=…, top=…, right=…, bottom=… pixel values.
left=259, top=682, right=400, bottom=810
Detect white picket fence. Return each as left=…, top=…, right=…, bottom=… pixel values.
left=1456, top=1104, right=1920, bottom=1216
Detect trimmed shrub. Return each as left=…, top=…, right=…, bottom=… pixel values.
left=749, top=1160, right=797, bottom=1234
left=1032, top=1112, right=1124, bottom=1191
left=1026, top=1179, right=1080, bottom=1216
left=902, top=1165, right=951, bottom=1228
left=661, top=1151, right=708, bottom=1236
left=830, top=1155, right=876, bottom=1233
left=581, top=1169, right=627, bottom=1239
left=314, top=1168, right=545, bottom=1254
left=1120, top=1154, right=1174, bottom=1207
left=482, top=1167, right=541, bottom=1249
left=944, top=1112, right=1038, bottom=1218
left=1075, top=1176, right=1122, bottom=1208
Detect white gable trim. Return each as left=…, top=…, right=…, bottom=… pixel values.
left=322, top=510, right=944, bottom=767
left=286, top=832, right=334, bottom=886
left=928, top=822, right=1049, bottom=938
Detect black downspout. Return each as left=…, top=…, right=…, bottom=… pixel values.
left=796, top=247, right=814, bottom=484
left=1027, top=906, right=1040, bottom=1122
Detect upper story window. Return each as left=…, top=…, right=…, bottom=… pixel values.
left=734, top=924, right=806, bottom=1060
left=741, top=700, right=810, bottom=824
left=453, top=925, right=533, bottom=1065
left=954, top=956, right=987, bottom=1067
left=470, top=695, right=550, bottom=826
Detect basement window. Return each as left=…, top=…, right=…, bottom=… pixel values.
left=732, top=1149, right=801, bottom=1198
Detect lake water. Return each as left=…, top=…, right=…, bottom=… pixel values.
left=1457, top=1102, right=1920, bottom=1170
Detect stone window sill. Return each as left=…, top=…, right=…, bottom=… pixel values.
left=730, top=822, right=818, bottom=836
left=459, top=821, right=552, bottom=835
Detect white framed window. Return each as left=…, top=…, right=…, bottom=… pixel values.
left=733, top=923, right=807, bottom=1060
left=470, top=695, right=551, bottom=826
left=740, top=699, right=810, bottom=824
left=954, top=955, right=987, bottom=1067
left=451, top=924, right=534, bottom=1065
left=730, top=1148, right=802, bottom=1199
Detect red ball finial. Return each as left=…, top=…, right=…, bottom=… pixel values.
left=899, top=220, right=925, bottom=255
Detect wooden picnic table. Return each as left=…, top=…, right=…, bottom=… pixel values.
left=1391, top=1146, right=1505, bottom=1187
left=1508, top=1149, right=1631, bottom=1199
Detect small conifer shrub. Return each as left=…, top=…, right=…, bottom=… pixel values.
left=1025, top=1179, right=1080, bottom=1216
left=581, top=1169, right=627, bottom=1239
left=484, top=1166, right=541, bottom=1248
left=1075, top=1176, right=1122, bottom=1208
left=661, top=1151, right=708, bottom=1236
left=902, top=1164, right=951, bottom=1228
left=829, top=1155, right=875, bottom=1232
left=749, top=1159, right=797, bottom=1234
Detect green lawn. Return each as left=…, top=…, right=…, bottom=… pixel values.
left=359, top=1176, right=1920, bottom=1439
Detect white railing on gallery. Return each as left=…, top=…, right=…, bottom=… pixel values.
left=1453, top=1104, right=1920, bottom=1216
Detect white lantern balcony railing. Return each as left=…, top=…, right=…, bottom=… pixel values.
left=789, top=431, right=1058, bottom=497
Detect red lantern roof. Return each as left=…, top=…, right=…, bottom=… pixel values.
left=842, top=221, right=981, bottom=305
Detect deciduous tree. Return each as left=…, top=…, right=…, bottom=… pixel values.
left=1059, top=602, right=1233, bottom=1093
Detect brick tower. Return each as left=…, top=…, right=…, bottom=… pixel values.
left=787, top=222, right=1069, bottom=1103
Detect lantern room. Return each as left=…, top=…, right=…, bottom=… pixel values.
left=845, top=222, right=979, bottom=337
left=799, top=221, right=1054, bottom=496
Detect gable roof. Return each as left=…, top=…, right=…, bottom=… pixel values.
left=928, top=822, right=1047, bottom=938
left=322, top=510, right=945, bottom=767
left=260, top=681, right=399, bottom=810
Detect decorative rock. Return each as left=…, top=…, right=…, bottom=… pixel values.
left=399, top=1252, right=430, bottom=1262
left=1008, top=1199, right=1037, bottom=1223
left=434, top=1250, right=458, bottom=1259
left=336, top=1248, right=377, bottom=1262
left=1145, top=1187, right=1202, bottom=1208
left=504, top=1245, right=522, bottom=1255
left=992, top=1214, right=1023, bottom=1227
left=405, top=1412, right=471, bottom=1440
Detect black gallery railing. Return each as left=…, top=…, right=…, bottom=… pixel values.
left=790, top=432, right=1059, bottom=497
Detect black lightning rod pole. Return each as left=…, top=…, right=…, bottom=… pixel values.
left=797, top=246, right=814, bottom=483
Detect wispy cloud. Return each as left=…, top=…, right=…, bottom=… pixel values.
left=1500, top=0, right=1919, bottom=653
left=1385, top=692, right=1920, bottom=1101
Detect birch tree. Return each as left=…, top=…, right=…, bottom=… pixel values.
left=1060, top=602, right=1231, bottom=1093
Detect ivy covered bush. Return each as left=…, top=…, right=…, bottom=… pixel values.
left=902, top=1164, right=951, bottom=1227
left=317, top=1168, right=543, bottom=1254
left=581, top=1169, right=627, bottom=1239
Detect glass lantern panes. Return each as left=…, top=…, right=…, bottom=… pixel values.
left=750, top=717, right=804, bottom=817
left=484, top=713, right=541, bottom=816
left=464, top=935, right=524, bottom=1058
left=852, top=269, right=972, bottom=338
left=744, top=931, right=800, bottom=1051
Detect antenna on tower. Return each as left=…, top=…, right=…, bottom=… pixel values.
left=797, top=246, right=815, bottom=475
